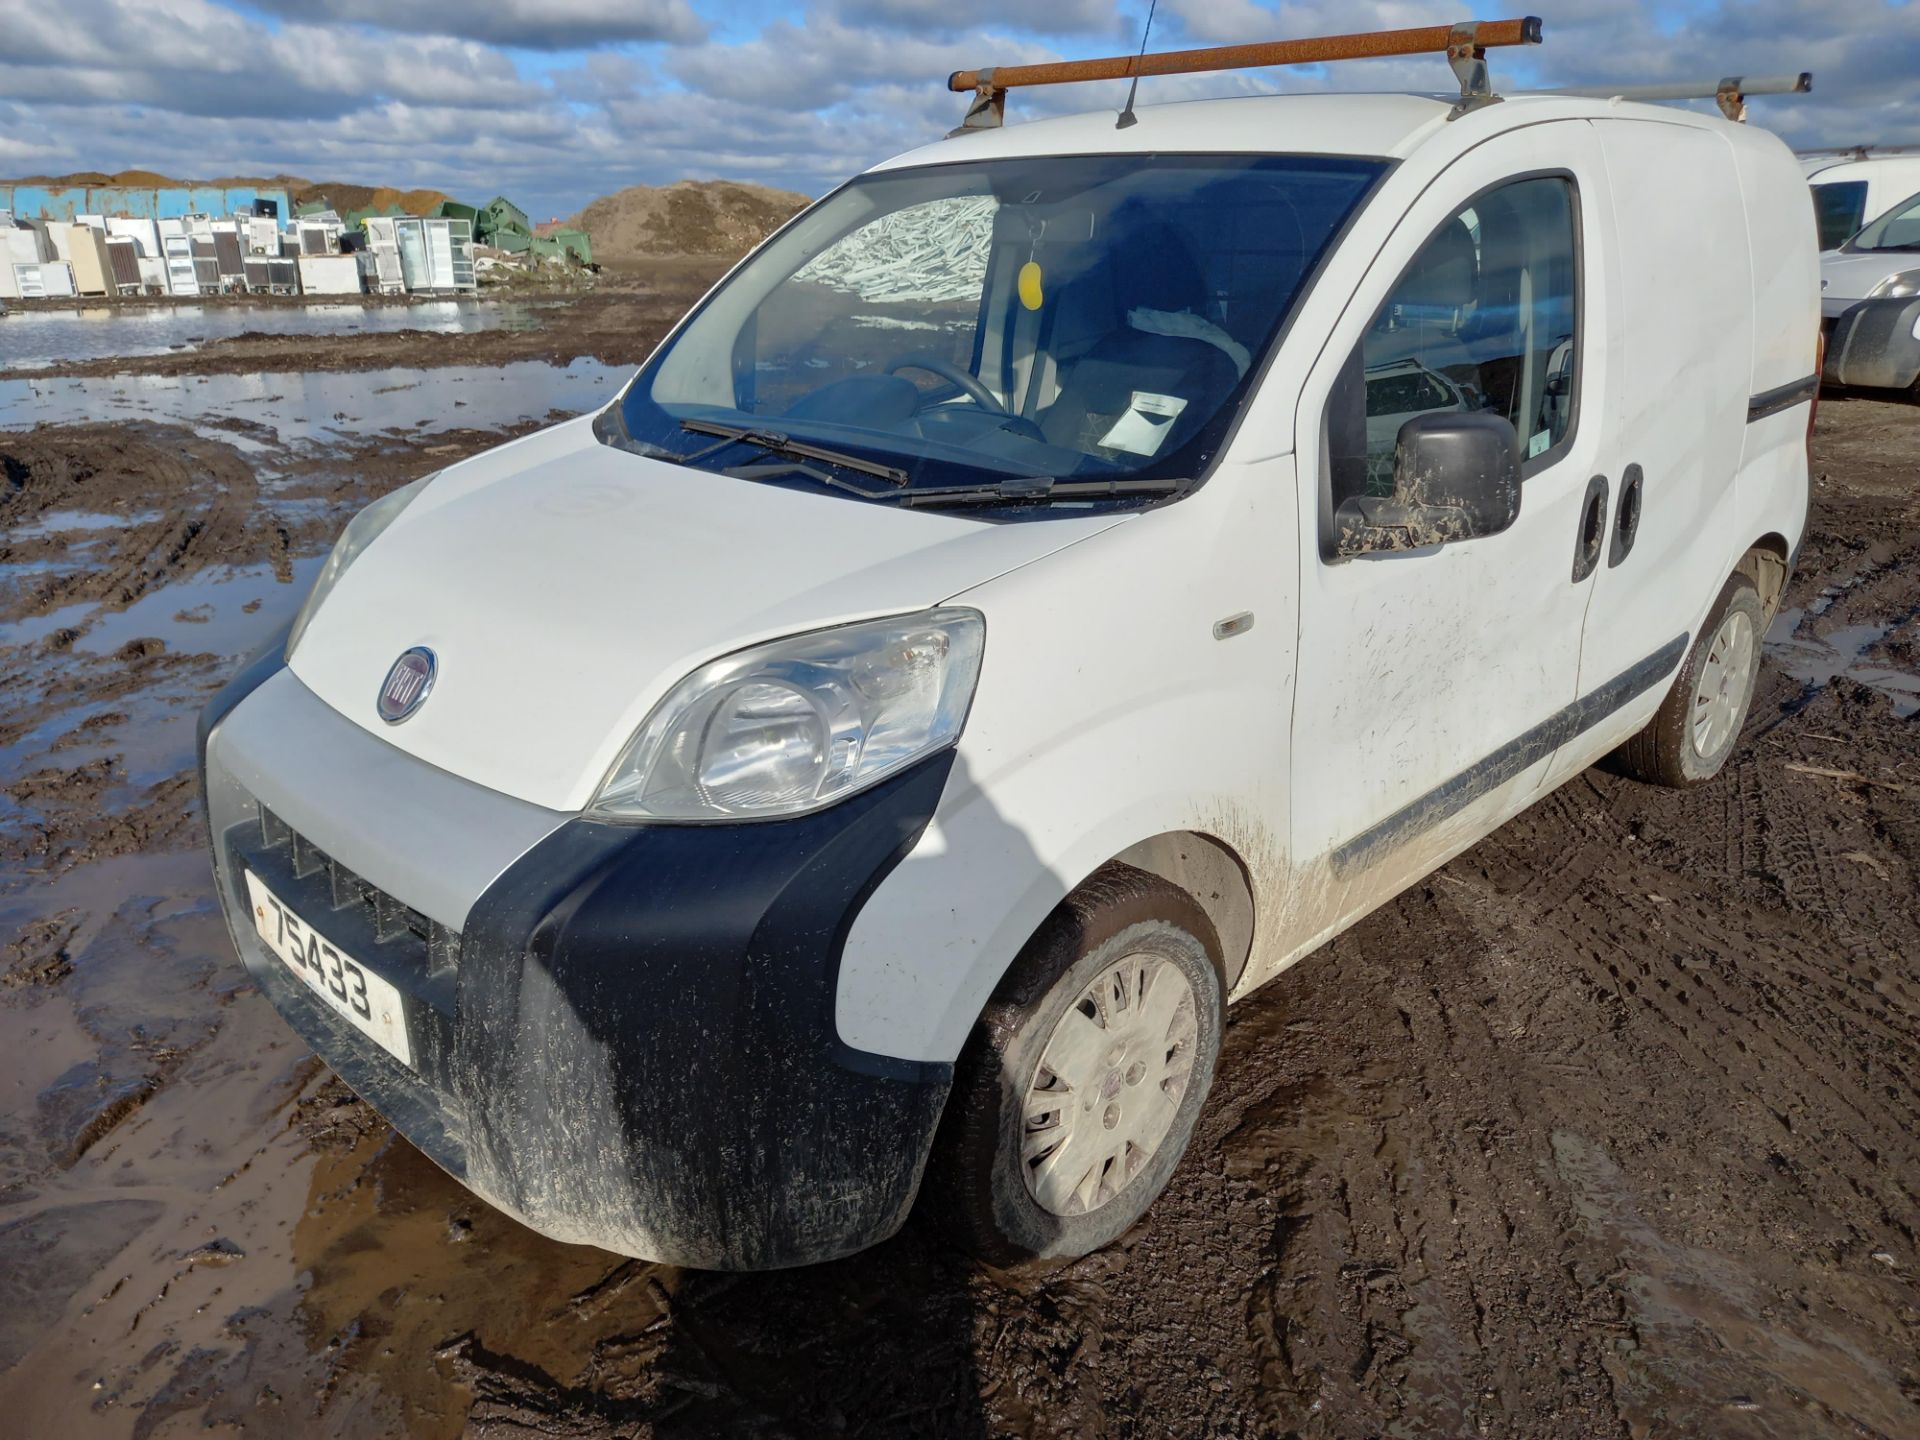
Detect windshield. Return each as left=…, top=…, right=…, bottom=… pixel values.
left=611, top=153, right=1384, bottom=510
left=1848, top=189, right=1920, bottom=252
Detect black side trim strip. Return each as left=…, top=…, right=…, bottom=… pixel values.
left=1747, top=374, right=1818, bottom=423
left=1330, top=633, right=1690, bottom=878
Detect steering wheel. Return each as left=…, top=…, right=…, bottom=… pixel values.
left=885, top=353, right=1008, bottom=414
left=884, top=352, right=1050, bottom=443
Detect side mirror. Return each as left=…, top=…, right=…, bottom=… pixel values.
left=1334, top=411, right=1522, bottom=557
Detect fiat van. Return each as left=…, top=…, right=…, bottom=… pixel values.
left=201, top=42, right=1819, bottom=1268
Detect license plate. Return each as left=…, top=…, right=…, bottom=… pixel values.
left=244, top=870, right=414, bottom=1068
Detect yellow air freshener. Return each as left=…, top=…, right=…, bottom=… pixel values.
left=1018, top=260, right=1044, bottom=311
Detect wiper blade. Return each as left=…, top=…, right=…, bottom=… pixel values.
left=680, top=418, right=909, bottom=486
left=898, top=476, right=1186, bottom=509
left=722, top=460, right=895, bottom=500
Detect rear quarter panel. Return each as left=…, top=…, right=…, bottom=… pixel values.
left=1731, top=127, right=1819, bottom=568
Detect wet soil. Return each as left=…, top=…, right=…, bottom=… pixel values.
left=0, top=368, right=1916, bottom=1438
left=0, top=261, right=727, bottom=383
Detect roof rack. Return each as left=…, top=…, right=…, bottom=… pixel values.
left=1538, top=72, right=1811, bottom=122
left=1798, top=143, right=1920, bottom=161
left=946, top=17, right=1544, bottom=135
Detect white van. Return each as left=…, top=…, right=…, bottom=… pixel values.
left=1805, top=152, right=1920, bottom=250
left=199, top=52, right=1819, bottom=1269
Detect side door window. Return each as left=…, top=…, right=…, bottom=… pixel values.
left=1329, top=176, right=1579, bottom=507
left=1811, top=180, right=1867, bottom=251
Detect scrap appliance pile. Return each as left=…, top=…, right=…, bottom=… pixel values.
left=0, top=178, right=592, bottom=302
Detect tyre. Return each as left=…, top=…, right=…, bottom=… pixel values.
left=1613, top=572, right=1764, bottom=787
left=925, top=863, right=1223, bottom=1264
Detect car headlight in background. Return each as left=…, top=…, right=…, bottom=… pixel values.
left=1868, top=269, right=1920, bottom=300
left=589, top=608, right=985, bottom=822
left=284, top=472, right=437, bottom=660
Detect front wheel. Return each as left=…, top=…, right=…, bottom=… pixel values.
left=1613, top=572, right=1764, bottom=787
left=925, top=865, right=1223, bottom=1264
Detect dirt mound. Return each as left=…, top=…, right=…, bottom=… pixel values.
left=572, top=179, right=809, bottom=260
left=7, top=170, right=288, bottom=189
left=295, top=181, right=450, bottom=216
left=1, top=170, right=446, bottom=216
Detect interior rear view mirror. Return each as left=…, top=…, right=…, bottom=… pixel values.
left=1334, top=411, right=1523, bottom=557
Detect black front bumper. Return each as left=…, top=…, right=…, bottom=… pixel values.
left=1823, top=296, right=1920, bottom=391
left=204, top=663, right=955, bottom=1270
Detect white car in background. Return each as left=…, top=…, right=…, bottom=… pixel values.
left=1805, top=152, right=1920, bottom=251
left=1820, top=188, right=1920, bottom=395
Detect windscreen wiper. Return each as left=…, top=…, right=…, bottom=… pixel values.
left=680, top=418, right=909, bottom=486
left=722, top=460, right=897, bottom=500
left=897, top=476, right=1187, bottom=509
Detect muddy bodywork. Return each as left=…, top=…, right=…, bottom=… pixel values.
left=1330, top=411, right=1523, bottom=557
left=202, top=660, right=955, bottom=1270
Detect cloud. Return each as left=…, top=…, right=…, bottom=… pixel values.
left=668, top=15, right=1061, bottom=109
left=838, top=0, right=1125, bottom=38
left=0, top=0, right=1915, bottom=221
left=2, top=0, right=537, bottom=118
left=249, top=0, right=707, bottom=49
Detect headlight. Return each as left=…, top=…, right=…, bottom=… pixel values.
left=284, top=473, right=436, bottom=660
left=1869, top=268, right=1920, bottom=299
left=589, top=608, right=985, bottom=822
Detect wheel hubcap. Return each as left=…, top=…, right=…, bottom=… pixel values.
left=1691, top=608, right=1756, bottom=758
left=1020, top=952, right=1199, bottom=1216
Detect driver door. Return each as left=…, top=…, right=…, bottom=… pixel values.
left=1287, top=122, right=1614, bottom=926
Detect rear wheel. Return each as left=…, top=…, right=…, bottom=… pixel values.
left=1614, top=573, right=1763, bottom=787
left=926, top=864, right=1223, bottom=1264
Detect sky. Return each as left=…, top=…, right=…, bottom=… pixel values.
left=2, top=0, right=1917, bottom=219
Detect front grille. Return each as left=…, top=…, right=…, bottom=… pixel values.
left=256, top=807, right=460, bottom=974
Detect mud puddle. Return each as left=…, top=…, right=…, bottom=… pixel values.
left=0, top=300, right=545, bottom=371
left=1768, top=608, right=1920, bottom=717
left=0, top=359, right=622, bottom=451
left=2, top=259, right=725, bottom=383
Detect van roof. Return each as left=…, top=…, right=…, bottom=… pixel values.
left=869, top=90, right=1739, bottom=174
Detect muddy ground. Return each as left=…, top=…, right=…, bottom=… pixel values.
left=0, top=311, right=1916, bottom=1439
left=0, top=261, right=728, bottom=383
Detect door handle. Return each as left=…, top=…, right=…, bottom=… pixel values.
left=1608, top=463, right=1644, bottom=567
left=1571, top=474, right=1609, bottom=583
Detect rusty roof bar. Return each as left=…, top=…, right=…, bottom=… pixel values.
left=947, top=17, right=1543, bottom=95
left=1542, top=73, right=1811, bottom=101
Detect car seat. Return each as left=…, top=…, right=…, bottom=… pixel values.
left=1038, top=211, right=1242, bottom=460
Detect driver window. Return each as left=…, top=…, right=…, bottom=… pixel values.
left=1329, top=176, right=1578, bottom=505
left=744, top=195, right=998, bottom=415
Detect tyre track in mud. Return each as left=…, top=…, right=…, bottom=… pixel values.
left=0, top=423, right=263, bottom=616
left=3, top=393, right=1918, bottom=1436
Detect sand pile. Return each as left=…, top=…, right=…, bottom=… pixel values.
left=571, top=179, right=809, bottom=261
left=294, top=181, right=451, bottom=215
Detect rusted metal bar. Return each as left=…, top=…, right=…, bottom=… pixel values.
left=1542, top=73, right=1810, bottom=102
left=947, top=17, right=1542, bottom=94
